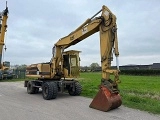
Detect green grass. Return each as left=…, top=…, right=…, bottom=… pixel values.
left=79, top=72, right=160, bottom=114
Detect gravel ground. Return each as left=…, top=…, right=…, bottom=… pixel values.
left=0, top=81, right=160, bottom=120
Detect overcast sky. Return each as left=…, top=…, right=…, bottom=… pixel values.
left=0, top=0, right=160, bottom=66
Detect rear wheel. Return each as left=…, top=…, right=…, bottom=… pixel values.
left=68, top=82, right=82, bottom=96
left=42, top=82, right=58, bottom=100
left=27, top=81, right=38, bottom=94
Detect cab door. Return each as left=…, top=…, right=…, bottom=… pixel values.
left=70, top=55, right=79, bottom=77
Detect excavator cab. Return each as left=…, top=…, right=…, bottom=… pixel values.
left=62, top=50, right=81, bottom=78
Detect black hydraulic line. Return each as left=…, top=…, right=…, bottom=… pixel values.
left=90, top=9, right=102, bottom=20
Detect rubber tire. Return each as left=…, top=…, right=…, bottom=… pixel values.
left=68, top=82, right=82, bottom=96
left=51, top=82, right=58, bottom=99
left=27, top=81, right=37, bottom=94
left=42, top=82, right=58, bottom=100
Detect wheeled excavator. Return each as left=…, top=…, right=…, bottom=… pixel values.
left=25, top=5, right=122, bottom=111
left=0, top=3, right=11, bottom=79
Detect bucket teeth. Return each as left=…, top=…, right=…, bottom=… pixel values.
left=89, top=85, right=122, bottom=112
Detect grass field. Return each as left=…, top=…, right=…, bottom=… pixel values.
left=79, top=72, right=160, bottom=114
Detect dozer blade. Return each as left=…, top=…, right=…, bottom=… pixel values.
left=89, top=85, right=122, bottom=112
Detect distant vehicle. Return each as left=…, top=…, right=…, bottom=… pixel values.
left=0, top=68, right=14, bottom=80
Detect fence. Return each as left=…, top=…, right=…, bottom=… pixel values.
left=13, top=69, right=26, bottom=79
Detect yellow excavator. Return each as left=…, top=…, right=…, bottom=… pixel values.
left=0, top=3, right=11, bottom=79
left=25, top=5, right=122, bottom=111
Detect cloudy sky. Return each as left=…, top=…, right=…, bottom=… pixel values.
left=1, top=0, right=160, bottom=66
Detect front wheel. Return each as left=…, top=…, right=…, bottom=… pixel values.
left=68, top=82, right=82, bottom=96
left=42, top=82, right=58, bottom=100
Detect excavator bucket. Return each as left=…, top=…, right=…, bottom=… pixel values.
left=89, top=85, right=122, bottom=112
